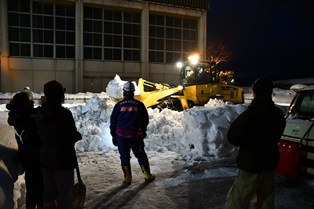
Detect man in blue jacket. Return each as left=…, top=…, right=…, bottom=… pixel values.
left=110, top=81, right=155, bottom=184
left=226, top=77, right=286, bottom=209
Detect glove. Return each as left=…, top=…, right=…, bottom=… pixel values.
left=137, top=130, right=146, bottom=152
left=137, top=130, right=147, bottom=140
left=112, top=135, right=118, bottom=147
left=110, top=131, right=118, bottom=147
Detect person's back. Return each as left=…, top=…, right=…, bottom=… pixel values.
left=36, top=80, right=81, bottom=209
left=110, top=81, right=155, bottom=184
left=228, top=94, right=285, bottom=173
left=114, top=96, right=147, bottom=135
left=6, top=92, right=44, bottom=208
left=7, top=94, right=40, bottom=157
left=226, top=77, right=286, bottom=209
left=37, top=102, right=79, bottom=169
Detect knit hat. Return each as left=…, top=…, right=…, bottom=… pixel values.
left=252, top=77, right=273, bottom=96
left=44, top=80, right=66, bottom=101
left=123, top=81, right=135, bottom=96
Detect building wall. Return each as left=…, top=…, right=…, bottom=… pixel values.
left=0, top=0, right=207, bottom=93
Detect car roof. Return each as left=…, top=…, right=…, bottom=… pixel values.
left=295, top=85, right=314, bottom=92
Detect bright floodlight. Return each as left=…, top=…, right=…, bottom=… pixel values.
left=178, top=85, right=183, bottom=91
left=176, top=62, right=182, bottom=68
left=188, top=54, right=199, bottom=65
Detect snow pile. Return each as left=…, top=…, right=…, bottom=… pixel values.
left=180, top=104, right=247, bottom=161
left=105, top=74, right=140, bottom=99
left=204, top=98, right=233, bottom=107
left=70, top=95, right=116, bottom=152
left=145, top=108, right=184, bottom=153
left=69, top=85, right=250, bottom=161
left=0, top=92, right=19, bottom=99
left=0, top=91, right=110, bottom=102
left=68, top=76, right=293, bottom=161
left=272, top=88, right=296, bottom=104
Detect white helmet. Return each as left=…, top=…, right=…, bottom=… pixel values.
left=123, top=81, right=135, bottom=95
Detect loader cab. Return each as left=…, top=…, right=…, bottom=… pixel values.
left=178, top=61, right=217, bottom=86
left=176, top=58, right=244, bottom=105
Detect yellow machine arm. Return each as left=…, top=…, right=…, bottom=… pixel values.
left=137, top=78, right=180, bottom=108
left=142, top=87, right=180, bottom=108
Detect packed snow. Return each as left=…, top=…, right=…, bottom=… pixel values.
left=1, top=75, right=314, bottom=209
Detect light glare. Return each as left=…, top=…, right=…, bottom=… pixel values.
left=176, top=62, right=182, bottom=68
left=188, top=54, right=199, bottom=65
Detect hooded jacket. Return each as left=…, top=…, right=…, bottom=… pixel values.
left=228, top=95, right=286, bottom=173
left=36, top=101, right=81, bottom=170
left=7, top=106, right=41, bottom=166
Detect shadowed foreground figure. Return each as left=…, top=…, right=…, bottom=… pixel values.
left=226, top=77, right=286, bottom=209
left=110, top=81, right=155, bottom=184
left=6, top=92, right=44, bottom=209
left=36, top=80, right=82, bottom=209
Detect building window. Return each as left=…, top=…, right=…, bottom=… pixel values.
left=8, top=0, right=75, bottom=58
left=83, top=7, right=141, bottom=61
left=149, top=14, right=198, bottom=63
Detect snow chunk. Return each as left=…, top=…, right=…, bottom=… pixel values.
left=105, top=74, right=140, bottom=99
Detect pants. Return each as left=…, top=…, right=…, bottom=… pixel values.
left=25, top=164, right=44, bottom=207
left=117, top=135, right=148, bottom=166
left=226, top=169, right=275, bottom=209
left=41, top=169, right=74, bottom=209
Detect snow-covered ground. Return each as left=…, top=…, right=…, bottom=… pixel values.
left=1, top=76, right=314, bottom=209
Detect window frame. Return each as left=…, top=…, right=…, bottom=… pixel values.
left=149, top=14, right=198, bottom=63
left=8, top=0, right=76, bottom=59
left=83, top=7, right=141, bottom=61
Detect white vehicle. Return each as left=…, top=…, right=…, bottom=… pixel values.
left=276, top=86, right=314, bottom=180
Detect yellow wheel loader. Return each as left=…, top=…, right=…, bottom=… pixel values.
left=119, top=55, right=244, bottom=111
left=171, top=55, right=244, bottom=110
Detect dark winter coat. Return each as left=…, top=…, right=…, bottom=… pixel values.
left=36, top=101, right=81, bottom=170
left=110, top=96, right=149, bottom=136
left=227, top=95, right=286, bottom=173
left=7, top=106, right=41, bottom=168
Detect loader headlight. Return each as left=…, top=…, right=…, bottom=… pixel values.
left=176, top=62, right=183, bottom=68
left=178, top=85, right=183, bottom=91
left=188, top=54, right=199, bottom=65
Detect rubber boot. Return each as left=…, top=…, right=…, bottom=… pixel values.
left=122, top=165, right=132, bottom=184
left=140, top=162, right=155, bottom=182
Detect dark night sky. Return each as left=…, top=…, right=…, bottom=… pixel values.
left=206, top=0, right=314, bottom=85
